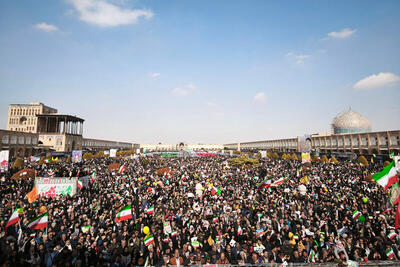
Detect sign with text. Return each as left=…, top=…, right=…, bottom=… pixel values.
left=35, top=177, right=77, bottom=197
left=0, top=150, right=9, bottom=173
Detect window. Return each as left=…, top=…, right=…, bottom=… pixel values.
left=32, top=137, right=38, bottom=145
left=2, top=135, right=9, bottom=144
left=26, top=136, right=31, bottom=144
left=10, top=135, right=17, bottom=144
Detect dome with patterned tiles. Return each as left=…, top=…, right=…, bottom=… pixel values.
left=332, top=109, right=371, bottom=134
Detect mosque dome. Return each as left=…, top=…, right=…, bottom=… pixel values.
left=332, top=109, right=371, bottom=134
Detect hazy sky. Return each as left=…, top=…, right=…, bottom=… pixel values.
left=0, top=0, right=399, bottom=144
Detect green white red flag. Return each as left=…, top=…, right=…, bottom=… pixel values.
left=27, top=212, right=48, bottom=230
left=118, top=165, right=126, bottom=174
left=146, top=206, right=154, bottom=215
left=144, top=235, right=154, bottom=246
left=5, top=209, right=20, bottom=228
left=115, top=205, right=133, bottom=222
left=373, top=161, right=398, bottom=190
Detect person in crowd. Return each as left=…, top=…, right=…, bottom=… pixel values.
left=0, top=153, right=398, bottom=266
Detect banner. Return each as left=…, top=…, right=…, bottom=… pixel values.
left=0, top=150, right=9, bottom=173
left=72, top=150, right=82, bottom=163
left=110, top=149, right=117, bottom=158
left=260, top=151, right=267, bottom=158
left=35, top=177, right=77, bottom=197
left=301, top=153, right=311, bottom=163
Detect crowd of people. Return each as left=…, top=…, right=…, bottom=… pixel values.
left=0, top=153, right=399, bottom=266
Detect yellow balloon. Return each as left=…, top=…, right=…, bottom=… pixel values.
left=143, top=226, right=150, bottom=235
left=202, top=187, right=205, bottom=191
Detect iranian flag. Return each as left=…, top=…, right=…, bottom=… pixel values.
left=191, top=240, right=200, bottom=249
left=352, top=210, right=361, bottom=220
left=82, top=225, right=91, bottom=233
left=5, top=209, right=20, bottom=228
left=179, top=175, right=187, bottom=186
left=388, top=231, right=397, bottom=240
left=27, top=212, right=48, bottom=230
left=115, top=205, right=133, bottom=222
left=90, top=171, right=96, bottom=182
left=373, top=161, right=398, bottom=190
left=144, top=235, right=154, bottom=246
left=171, top=230, right=177, bottom=237
left=118, top=165, right=126, bottom=174
left=308, top=250, right=317, bottom=263
left=146, top=206, right=154, bottom=215
left=257, top=178, right=271, bottom=190
left=273, top=177, right=286, bottom=186
left=211, top=187, right=221, bottom=196
left=386, top=248, right=395, bottom=259
left=238, top=225, right=243, bottom=235
left=77, top=179, right=83, bottom=190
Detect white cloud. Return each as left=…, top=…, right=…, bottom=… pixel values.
left=34, top=22, right=59, bottom=32
left=149, top=72, right=160, bottom=78
left=286, top=52, right=311, bottom=65
left=171, top=83, right=196, bottom=96
left=253, top=92, right=267, bottom=103
left=353, top=72, right=400, bottom=90
left=295, top=54, right=310, bottom=65
left=328, top=28, right=356, bottom=39
left=67, top=0, right=153, bottom=27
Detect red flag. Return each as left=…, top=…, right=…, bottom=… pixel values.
left=395, top=204, right=400, bottom=230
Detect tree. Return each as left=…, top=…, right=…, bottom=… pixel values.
left=13, top=157, right=24, bottom=169
left=321, top=155, right=329, bottom=163
left=39, top=156, right=45, bottom=165
left=95, top=151, right=105, bottom=158
left=383, top=161, right=391, bottom=167
left=66, top=156, right=71, bottom=163
left=329, top=157, right=338, bottom=164
left=272, top=152, right=279, bottom=159
left=267, top=152, right=273, bottom=158
left=312, top=155, right=320, bottom=163
left=82, top=152, right=93, bottom=161
left=291, top=153, right=298, bottom=160
left=357, top=156, right=369, bottom=166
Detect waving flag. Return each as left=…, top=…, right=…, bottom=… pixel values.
left=373, top=161, right=398, bottom=190
left=144, top=235, right=154, bottom=246
left=118, top=165, right=126, bottom=174
left=77, top=179, right=83, bottom=190
left=27, top=212, right=48, bottom=230
left=146, top=206, right=154, bottom=215
left=257, top=178, right=271, bottom=190
left=115, top=205, right=133, bottom=222
left=5, top=209, right=20, bottom=228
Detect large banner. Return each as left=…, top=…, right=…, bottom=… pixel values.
left=35, top=177, right=77, bottom=198
left=72, top=150, right=82, bottom=163
left=301, top=153, right=311, bottom=163
left=0, top=150, right=9, bottom=173
left=110, top=149, right=117, bottom=158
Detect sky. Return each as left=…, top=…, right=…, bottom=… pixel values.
left=0, top=0, right=399, bottom=144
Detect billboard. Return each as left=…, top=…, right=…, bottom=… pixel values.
left=72, top=150, right=82, bottom=163
left=0, top=150, right=9, bottom=173
left=299, top=134, right=312, bottom=153
left=301, top=153, right=311, bottom=163
left=35, top=177, right=77, bottom=198
left=110, top=149, right=117, bottom=158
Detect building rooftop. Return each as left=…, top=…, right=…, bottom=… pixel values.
left=36, top=114, right=84, bottom=122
